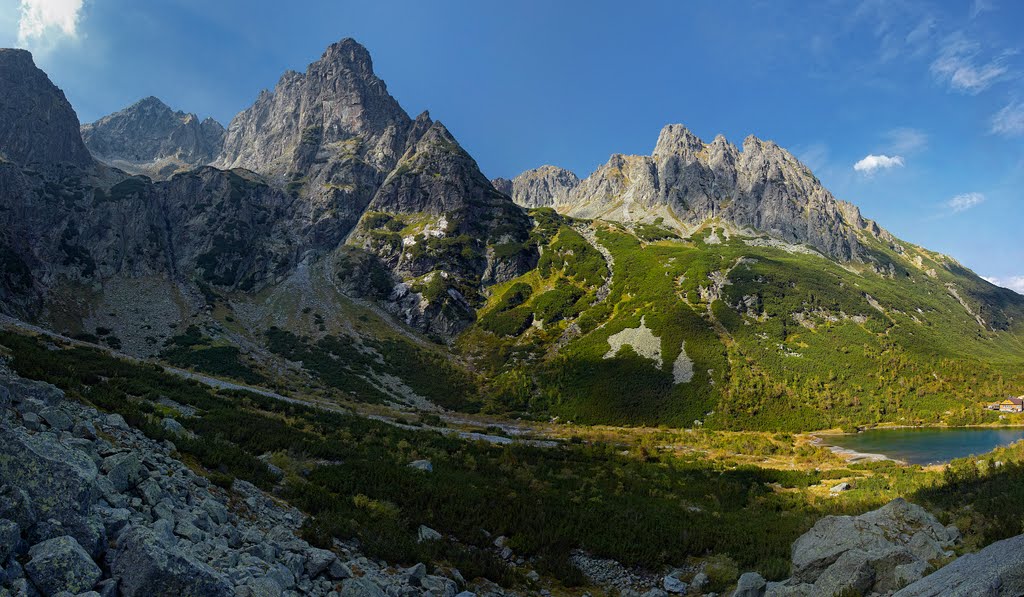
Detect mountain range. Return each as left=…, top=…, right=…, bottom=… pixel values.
left=1, top=40, right=1022, bottom=431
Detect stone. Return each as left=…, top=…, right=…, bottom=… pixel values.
left=691, top=572, right=710, bottom=592
left=0, top=518, right=20, bottom=561
left=160, top=417, right=191, bottom=437
left=21, top=411, right=44, bottom=430
left=662, top=573, right=688, bottom=594
left=418, top=525, right=442, bottom=542
left=895, top=533, right=1024, bottom=596
left=790, top=498, right=955, bottom=587
left=0, top=485, right=35, bottom=531
left=328, top=559, right=353, bottom=580
left=24, top=535, right=101, bottom=596
left=341, top=577, right=387, bottom=597
left=810, top=550, right=875, bottom=597
left=39, top=408, right=73, bottom=432
left=0, top=426, right=98, bottom=545
left=733, top=572, right=766, bottom=597
left=406, top=562, right=427, bottom=584
left=408, top=460, right=433, bottom=473
left=108, top=526, right=232, bottom=596
left=246, top=576, right=284, bottom=597
left=104, top=414, right=128, bottom=429
left=101, top=453, right=146, bottom=492
left=304, top=546, right=339, bottom=578
left=829, top=482, right=852, bottom=493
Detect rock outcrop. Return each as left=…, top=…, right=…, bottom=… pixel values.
left=743, top=498, right=960, bottom=597
left=0, top=361, right=471, bottom=596
left=81, top=96, right=225, bottom=178
left=0, top=49, right=93, bottom=168
left=894, top=533, right=1024, bottom=596
left=504, top=124, right=881, bottom=262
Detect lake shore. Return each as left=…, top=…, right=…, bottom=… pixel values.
left=807, top=434, right=897, bottom=464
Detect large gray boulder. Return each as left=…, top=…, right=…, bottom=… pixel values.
left=24, top=535, right=101, bottom=595
left=895, top=533, right=1024, bottom=596
left=0, top=426, right=99, bottom=545
left=341, top=577, right=388, bottom=597
left=108, top=526, right=232, bottom=597
left=789, top=498, right=956, bottom=593
left=733, top=571, right=766, bottom=596
left=100, top=452, right=146, bottom=492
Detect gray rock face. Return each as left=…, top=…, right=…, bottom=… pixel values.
left=215, top=38, right=416, bottom=250
left=0, top=49, right=93, bottom=168
left=497, top=165, right=580, bottom=208
left=25, top=535, right=102, bottom=595
left=894, top=533, right=1024, bottom=596
left=350, top=120, right=535, bottom=337
left=505, top=124, right=883, bottom=262
left=81, top=96, right=225, bottom=178
left=759, top=498, right=959, bottom=597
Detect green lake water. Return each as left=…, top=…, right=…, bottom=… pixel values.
left=822, top=427, right=1024, bottom=465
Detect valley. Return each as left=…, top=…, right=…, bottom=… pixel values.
left=2, top=33, right=1024, bottom=597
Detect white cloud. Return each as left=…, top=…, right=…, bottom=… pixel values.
left=853, top=154, right=904, bottom=174
left=17, top=0, right=85, bottom=47
left=971, top=0, right=996, bottom=19
left=946, top=192, right=985, bottom=213
left=983, top=276, right=1024, bottom=295
left=930, top=34, right=1011, bottom=94
left=886, top=128, right=928, bottom=154
left=991, top=101, right=1024, bottom=137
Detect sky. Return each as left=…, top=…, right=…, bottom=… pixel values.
left=1, top=0, right=1022, bottom=292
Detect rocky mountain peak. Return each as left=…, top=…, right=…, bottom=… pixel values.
left=0, top=48, right=93, bottom=169
left=215, top=37, right=412, bottom=180
left=499, top=165, right=581, bottom=208
left=316, top=37, right=375, bottom=76
left=81, top=96, right=225, bottom=178
left=652, top=123, right=706, bottom=161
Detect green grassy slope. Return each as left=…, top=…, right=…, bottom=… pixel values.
left=458, top=210, right=1024, bottom=431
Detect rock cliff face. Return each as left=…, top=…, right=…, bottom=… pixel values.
left=349, top=120, right=536, bottom=336
left=0, top=39, right=534, bottom=342
left=215, top=38, right=418, bottom=249
left=81, top=96, right=225, bottom=178
left=504, top=124, right=877, bottom=262
left=0, top=49, right=93, bottom=169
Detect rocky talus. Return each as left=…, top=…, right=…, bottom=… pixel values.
left=0, top=362, right=478, bottom=597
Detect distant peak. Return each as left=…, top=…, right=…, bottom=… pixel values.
left=316, top=37, right=373, bottom=73
left=129, top=96, right=173, bottom=112
left=653, top=123, right=705, bottom=159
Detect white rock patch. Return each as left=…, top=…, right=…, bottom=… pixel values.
left=672, top=342, right=694, bottom=384
left=603, top=317, right=694, bottom=385
left=604, top=316, right=662, bottom=365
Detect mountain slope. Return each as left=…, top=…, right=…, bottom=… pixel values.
left=0, top=40, right=1022, bottom=432
left=81, top=96, right=225, bottom=178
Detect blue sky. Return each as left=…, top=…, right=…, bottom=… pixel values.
left=2, top=0, right=1022, bottom=291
